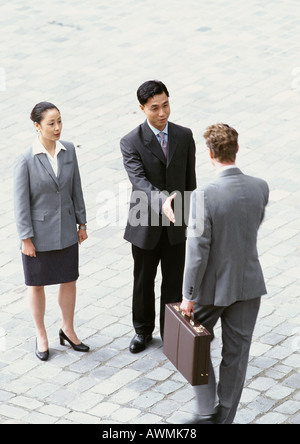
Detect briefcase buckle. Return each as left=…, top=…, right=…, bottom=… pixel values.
left=174, top=305, right=185, bottom=316
left=174, top=305, right=205, bottom=333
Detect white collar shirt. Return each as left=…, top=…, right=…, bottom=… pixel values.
left=147, top=120, right=169, bottom=144
left=32, top=136, right=66, bottom=177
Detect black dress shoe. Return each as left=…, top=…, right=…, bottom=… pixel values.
left=129, top=334, right=152, bottom=354
left=35, top=339, right=49, bottom=362
left=59, top=329, right=90, bottom=352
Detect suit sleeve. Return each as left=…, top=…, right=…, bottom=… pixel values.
left=120, top=136, right=168, bottom=215
left=186, top=132, right=197, bottom=191
left=72, top=147, right=87, bottom=224
left=260, top=180, right=269, bottom=224
left=14, top=155, right=34, bottom=240
left=183, top=189, right=212, bottom=301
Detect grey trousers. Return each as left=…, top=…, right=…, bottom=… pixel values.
left=193, top=297, right=261, bottom=424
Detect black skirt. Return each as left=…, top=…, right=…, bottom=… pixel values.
left=22, top=243, right=79, bottom=287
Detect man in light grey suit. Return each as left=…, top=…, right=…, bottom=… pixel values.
left=180, top=123, right=269, bottom=424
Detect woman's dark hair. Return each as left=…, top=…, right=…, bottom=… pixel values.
left=137, top=80, right=169, bottom=106
left=30, top=102, right=60, bottom=124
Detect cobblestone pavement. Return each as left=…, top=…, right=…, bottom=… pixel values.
left=0, top=0, right=299, bottom=425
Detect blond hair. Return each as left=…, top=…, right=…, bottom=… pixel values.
left=203, top=123, right=238, bottom=162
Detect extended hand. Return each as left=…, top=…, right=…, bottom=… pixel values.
left=162, top=193, right=177, bottom=223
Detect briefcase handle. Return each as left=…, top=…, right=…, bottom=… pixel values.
left=174, top=304, right=206, bottom=334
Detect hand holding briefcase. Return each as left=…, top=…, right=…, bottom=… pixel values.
left=163, top=303, right=211, bottom=386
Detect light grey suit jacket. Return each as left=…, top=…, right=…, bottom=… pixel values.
left=14, top=141, right=86, bottom=252
left=183, top=168, right=269, bottom=306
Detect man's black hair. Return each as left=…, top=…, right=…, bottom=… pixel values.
left=137, top=80, right=170, bottom=106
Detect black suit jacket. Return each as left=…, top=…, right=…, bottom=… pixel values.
left=120, top=120, right=197, bottom=249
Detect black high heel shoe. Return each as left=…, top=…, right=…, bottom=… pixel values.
left=59, top=329, right=90, bottom=352
left=35, top=339, right=49, bottom=361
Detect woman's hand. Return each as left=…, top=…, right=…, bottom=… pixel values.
left=78, top=228, right=88, bottom=245
left=22, top=238, right=36, bottom=257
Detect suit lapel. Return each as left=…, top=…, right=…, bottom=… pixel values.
left=36, top=154, right=59, bottom=187
left=142, top=121, right=167, bottom=165
left=167, top=122, right=179, bottom=167
left=141, top=121, right=180, bottom=167
left=56, top=148, right=65, bottom=179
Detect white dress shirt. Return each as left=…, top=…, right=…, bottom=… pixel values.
left=147, top=120, right=169, bottom=144
left=32, top=136, right=66, bottom=177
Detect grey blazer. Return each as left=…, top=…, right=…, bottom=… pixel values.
left=14, top=141, right=86, bottom=252
left=183, top=168, right=269, bottom=306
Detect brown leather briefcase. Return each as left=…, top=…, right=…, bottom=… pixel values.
left=163, top=303, right=211, bottom=386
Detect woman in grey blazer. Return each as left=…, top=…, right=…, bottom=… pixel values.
left=14, top=102, right=89, bottom=361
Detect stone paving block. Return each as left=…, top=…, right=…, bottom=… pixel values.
left=1, top=0, right=300, bottom=425
left=146, top=368, right=175, bottom=382
left=0, top=404, right=28, bottom=421
left=283, top=354, right=300, bottom=368
left=275, top=400, right=300, bottom=416
left=153, top=380, right=185, bottom=395
left=265, top=385, right=295, bottom=401
left=9, top=395, right=43, bottom=411
left=64, top=410, right=99, bottom=424
left=132, top=391, right=165, bottom=409
left=110, top=388, right=140, bottom=405
left=248, top=377, right=277, bottom=392
left=235, top=408, right=258, bottom=425
left=25, top=382, right=59, bottom=401
left=151, top=399, right=182, bottom=417
left=255, top=412, right=287, bottom=425
left=93, top=369, right=141, bottom=396
left=39, top=404, right=70, bottom=419
left=112, top=407, right=141, bottom=423
left=250, top=342, right=272, bottom=357
left=240, top=388, right=260, bottom=404
left=88, top=401, right=119, bottom=419
left=67, top=391, right=102, bottom=413
left=134, top=413, right=163, bottom=424
left=289, top=413, right=300, bottom=425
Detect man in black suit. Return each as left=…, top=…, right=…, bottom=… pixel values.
left=121, top=80, right=197, bottom=353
